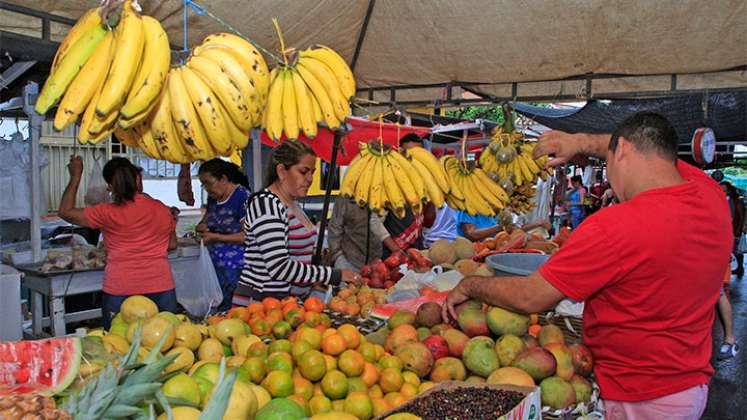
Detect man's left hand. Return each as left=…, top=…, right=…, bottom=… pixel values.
left=202, top=232, right=220, bottom=244
left=443, top=279, right=471, bottom=323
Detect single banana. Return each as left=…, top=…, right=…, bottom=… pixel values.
left=411, top=157, right=445, bottom=207
left=187, top=55, right=253, bottom=132
left=180, top=66, right=233, bottom=156
left=385, top=151, right=420, bottom=213
left=149, top=91, right=190, bottom=163
left=36, top=23, right=108, bottom=114
left=408, top=146, right=449, bottom=193
left=133, top=122, right=163, bottom=159
left=310, top=91, right=323, bottom=123
left=199, top=33, right=270, bottom=102
left=300, top=46, right=355, bottom=98
left=354, top=154, right=377, bottom=207
left=456, top=174, right=477, bottom=216
left=368, top=156, right=384, bottom=213
left=120, top=16, right=171, bottom=121
left=168, top=68, right=214, bottom=161
left=296, top=57, right=350, bottom=122
left=113, top=126, right=139, bottom=148
left=463, top=174, right=494, bottom=216
left=265, top=68, right=285, bottom=141
left=340, top=151, right=371, bottom=197
left=281, top=70, right=300, bottom=140
left=389, top=150, right=426, bottom=201
left=220, top=103, right=250, bottom=149
left=96, top=3, right=145, bottom=116
left=382, top=156, right=406, bottom=217
left=294, top=63, right=340, bottom=129
left=442, top=157, right=465, bottom=201
left=50, top=8, right=101, bottom=72
left=87, top=108, right=119, bottom=137
left=291, top=69, right=318, bottom=139
left=77, top=74, right=106, bottom=144
left=53, top=31, right=113, bottom=131
left=473, top=168, right=509, bottom=204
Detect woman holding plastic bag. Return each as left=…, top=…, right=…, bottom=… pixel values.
left=239, top=141, right=362, bottom=302
left=58, top=156, right=178, bottom=329
left=195, top=159, right=252, bottom=312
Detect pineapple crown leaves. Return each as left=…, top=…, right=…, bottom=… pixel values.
left=200, top=358, right=237, bottom=420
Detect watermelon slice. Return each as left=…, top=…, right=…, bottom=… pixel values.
left=0, top=337, right=82, bottom=396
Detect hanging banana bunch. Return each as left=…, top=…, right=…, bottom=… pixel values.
left=479, top=105, right=550, bottom=194
left=442, top=155, right=509, bottom=216
left=340, top=142, right=448, bottom=218
left=262, top=19, right=355, bottom=141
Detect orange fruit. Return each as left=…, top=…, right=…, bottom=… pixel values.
left=293, top=377, right=314, bottom=401
left=241, top=356, right=267, bottom=383
left=358, top=343, right=377, bottom=363
left=321, top=334, right=347, bottom=356
left=262, top=297, right=282, bottom=312
left=347, top=376, right=368, bottom=393
left=323, top=354, right=337, bottom=372
left=286, top=394, right=311, bottom=416
left=281, top=296, right=297, bottom=306
left=271, top=320, right=292, bottom=339
left=379, top=368, right=404, bottom=393
left=249, top=318, right=270, bottom=336
left=291, top=339, right=313, bottom=362
left=297, top=327, right=323, bottom=350
left=528, top=324, right=542, bottom=337
left=402, top=371, right=421, bottom=387
left=322, top=328, right=337, bottom=338
left=321, top=369, right=349, bottom=400
left=309, top=394, right=332, bottom=415
left=261, top=370, right=294, bottom=397
left=227, top=306, right=250, bottom=323
left=247, top=341, right=268, bottom=358
left=384, top=391, right=407, bottom=408
left=247, top=302, right=265, bottom=315
left=373, top=344, right=385, bottom=361
left=265, top=308, right=284, bottom=327
left=360, top=363, right=379, bottom=387
left=379, top=355, right=403, bottom=372
left=337, top=324, right=361, bottom=349
left=285, top=308, right=305, bottom=328
left=304, top=296, right=325, bottom=313
left=298, top=350, right=327, bottom=382
left=368, top=384, right=384, bottom=399
left=338, top=350, right=365, bottom=377
left=372, top=397, right=393, bottom=417
left=282, top=302, right=299, bottom=317
left=206, top=315, right=224, bottom=325
left=344, top=391, right=374, bottom=420
left=400, top=383, right=418, bottom=399
left=267, top=339, right=292, bottom=354
left=267, top=352, right=294, bottom=373
left=303, top=311, right=321, bottom=327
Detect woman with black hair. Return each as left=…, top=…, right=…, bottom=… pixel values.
left=196, top=159, right=251, bottom=312
left=58, top=156, right=178, bottom=329
left=239, top=140, right=361, bottom=301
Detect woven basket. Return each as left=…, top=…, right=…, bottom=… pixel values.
left=541, top=380, right=603, bottom=420
left=539, top=311, right=584, bottom=344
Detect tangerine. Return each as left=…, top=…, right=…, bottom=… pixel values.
left=285, top=308, right=305, bottom=328
left=338, top=350, right=365, bottom=377
left=323, top=354, right=337, bottom=372
left=293, top=377, right=314, bottom=401
left=271, top=320, right=292, bottom=339
left=292, top=339, right=313, bottom=362
left=309, top=395, right=332, bottom=415
left=227, top=306, right=250, bottom=323
left=247, top=302, right=265, bottom=315
left=360, top=363, right=379, bottom=387
left=267, top=352, right=294, bottom=373
left=321, top=369, right=349, bottom=400
left=368, top=384, right=384, bottom=399
left=347, top=376, right=368, bottom=393
left=282, top=302, right=299, bottom=317
left=337, top=324, right=361, bottom=349
left=384, top=391, right=407, bottom=408
left=297, top=327, right=323, bottom=350
left=379, top=367, right=404, bottom=393
left=249, top=318, right=270, bottom=336
left=322, top=328, right=338, bottom=338
left=247, top=341, right=268, bottom=358
left=344, top=391, right=374, bottom=420
left=303, top=311, right=321, bottom=327
left=400, top=383, right=418, bottom=399
left=321, top=334, right=347, bottom=356
left=372, top=397, right=393, bottom=417
left=402, top=371, right=421, bottom=387
left=358, top=343, right=377, bottom=363
left=379, top=355, right=403, bottom=371
left=298, top=350, right=327, bottom=381
left=267, top=338, right=292, bottom=354
left=262, top=297, right=282, bottom=312
left=241, top=356, right=267, bottom=384
left=304, top=296, right=325, bottom=313
left=261, top=370, right=294, bottom=398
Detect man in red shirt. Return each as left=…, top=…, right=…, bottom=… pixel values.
left=444, top=112, right=731, bottom=419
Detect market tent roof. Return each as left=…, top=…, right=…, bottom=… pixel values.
left=512, top=92, right=747, bottom=142
left=2, top=0, right=746, bottom=104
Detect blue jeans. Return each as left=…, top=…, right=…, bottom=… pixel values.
left=214, top=266, right=241, bottom=313
left=102, top=289, right=178, bottom=330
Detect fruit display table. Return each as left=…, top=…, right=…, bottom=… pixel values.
left=16, top=249, right=200, bottom=338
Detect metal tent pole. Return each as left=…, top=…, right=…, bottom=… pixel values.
left=21, top=82, right=43, bottom=262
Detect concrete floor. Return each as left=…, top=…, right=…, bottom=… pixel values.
left=702, top=273, right=747, bottom=420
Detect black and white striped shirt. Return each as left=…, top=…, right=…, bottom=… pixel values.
left=240, top=190, right=341, bottom=295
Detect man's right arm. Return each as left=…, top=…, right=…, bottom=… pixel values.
left=533, top=132, right=612, bottom=168
left=461, top=223, right=503, bottom=242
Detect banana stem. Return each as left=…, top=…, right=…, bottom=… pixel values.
left=460, top=130, right=468, bottom=172
left=501, top=104, right=514, bottom=133
left=272, top=18, right=288, bottom=67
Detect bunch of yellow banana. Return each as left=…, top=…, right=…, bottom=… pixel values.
left=479, top=128, right=549, bottom=188
left=442, top=156, right=509, bottom=216
left=340, top=143, right=447, bottom=218
left=37, top=2, right=171, bottom=145
left=508, top=182, right=537, bottom=214
left=263, top=45, right=355, bottom=141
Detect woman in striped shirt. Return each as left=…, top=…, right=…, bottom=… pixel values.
left=240, top=141, right=361, bottom=300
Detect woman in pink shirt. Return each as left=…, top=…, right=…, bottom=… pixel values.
left=58, top=156, right=177, bottom=329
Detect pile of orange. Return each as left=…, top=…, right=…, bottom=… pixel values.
left=327, top=285, right=387, bottom=319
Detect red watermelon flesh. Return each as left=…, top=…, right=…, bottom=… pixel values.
left=0, top=337, right=82, bottom=396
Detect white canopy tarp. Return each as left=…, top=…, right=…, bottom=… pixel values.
left=2, top=0, right=746, bottom=102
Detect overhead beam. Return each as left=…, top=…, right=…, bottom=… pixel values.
left=350, top=0, right=376, bottom=72
left=0, top=31, right=59, bottom=64
left=0, top=1, right=76, bottom=42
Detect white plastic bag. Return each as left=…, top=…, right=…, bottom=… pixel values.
left=84, top=155, right=109, bottom=206
left=173, top=242, right=223, bottom=318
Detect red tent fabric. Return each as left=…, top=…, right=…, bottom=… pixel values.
left=259, top=117, right=431, bottom=165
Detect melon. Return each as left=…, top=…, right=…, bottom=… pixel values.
left=0, top=337, right=82, bottom=396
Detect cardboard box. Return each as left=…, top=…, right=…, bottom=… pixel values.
left=374, top=381, right=541, bottom=420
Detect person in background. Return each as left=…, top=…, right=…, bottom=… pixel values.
left=566, top=175, right=586, bottom=228
left=58, top=157, right=177, bottom=329
left=714, top=181, right=742, bottom=359
left=588, top=172, right=606, bottom=213
left=196, top=159, right=252, bottom=313
left=456, top=210, right=550, bottom=242
left=381, top=133, right=427, bottom=255
left=240, top=141, right=360, bottom=301
left=327, top=195, right=397, bottom=271
left=444, top=112, right=730, bottom=420
left=423, top=203, right=458, bottom=247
